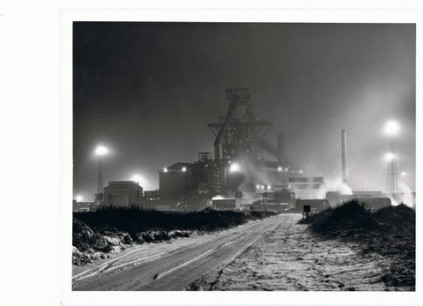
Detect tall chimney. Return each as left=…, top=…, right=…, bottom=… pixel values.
left=277, top=132, right=285, bottom=164
left=341, top=129, right=347, bottom=184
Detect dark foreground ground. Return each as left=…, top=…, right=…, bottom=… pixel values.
left=73, top=207, right=276, bottom=265
left=188, top=202, right=414, bottom=291
left=72, top=202, right=415, bottom=291
left=301, top=201, right=415, bottom=289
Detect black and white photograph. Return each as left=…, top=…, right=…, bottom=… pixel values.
left=3, top=2, right=423, bottom=306
left=71, top=22, right=416, bottom=292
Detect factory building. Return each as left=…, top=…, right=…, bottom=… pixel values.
left=159, top=154, right=214, bottom=195
left=322, top=131, right=392, bottom=210
left=265, top=189, right=296, bottom=209
left=325, top=191, right=352, bottom=207
left=143, top=190, right=161, bottom=210
left=72, top=200, right=98, bottom=212
left=249, top=188, right=296, bottom=213
left=288, top=177, right=325, bottom=199
left=155, top=153, right=214, bottom=211
left=324, top=190, right=392, bottom=211
left=159, top=162, right=194, bottom=196
left=295, top=199, right=330, bottom=213
left=103, top=181, right=143, bottom=207
left=148, top=88, right=308, bottom=211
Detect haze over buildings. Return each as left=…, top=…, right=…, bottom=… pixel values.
left=73, top=22, right=415, bottom=200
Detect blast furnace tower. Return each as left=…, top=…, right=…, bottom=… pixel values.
left=208, top=88, right=298, bottom=195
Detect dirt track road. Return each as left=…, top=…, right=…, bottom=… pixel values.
left=73, top=213, right=398, bottom=291
left=72, top=214, right=283, bottom=291
left=193, top=214, right=396, bottom=291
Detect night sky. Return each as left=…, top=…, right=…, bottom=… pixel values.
left=73, top=22, right=415, bottom=200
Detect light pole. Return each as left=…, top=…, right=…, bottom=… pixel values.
left=94, top=145, right=108, bottom=203
left=383, top=120, right=400, bottom=194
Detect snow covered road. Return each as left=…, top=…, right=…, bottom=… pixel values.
left=191, top=214, right=396, bottom=291
left=72, top=214, right=283, bottom=290
left=73, top=213, right=399, bottom=291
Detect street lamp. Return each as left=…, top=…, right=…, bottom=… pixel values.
left=95, top=145, right=108, bottom=156
left=384, top=152, right=395, bottom=161
left=384, top=120, right=400, bottom=137
left=383, top=120, right=400, bottom=194
left=76, top=195, right=83, bottom=202
left=94, top=145, right=108, bottom=198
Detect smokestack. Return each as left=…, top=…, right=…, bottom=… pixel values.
left=277, top=132, right=285, bottom=164
left=341, top=129, right=347, bottom=184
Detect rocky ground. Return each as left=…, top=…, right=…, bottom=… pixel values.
left=73, top=208, right=276, bottom=265
left=72, top=218, right=191, bottom=265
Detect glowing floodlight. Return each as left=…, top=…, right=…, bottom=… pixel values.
left=384, top=120, right=400, bottom=137
left=95, top=145, right=108, bottom=156
left=299, top=169, right=304, bottom=174
left=163, top=167, right=168, bottom=173
left=277, top=166, right=282, bottom=172
left=132, top=174, right=148, bottom=187
left=267, top=185, right=272, bottom=191
left=182, top=167, right=187, bottom=172
left=76, top=195, right=83, bottom=202
left=132, top=174, right=141, bottom=183
left=385, top=152, right=395, bottom=161
left=229, top=163, right=241, bottom=173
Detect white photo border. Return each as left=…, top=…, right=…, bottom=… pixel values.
left=61, top=8, right=422, bottom=305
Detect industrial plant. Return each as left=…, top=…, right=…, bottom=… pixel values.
left=73, top=88, right=414, bottom=213
left=70, top=22, right=416, bottom=294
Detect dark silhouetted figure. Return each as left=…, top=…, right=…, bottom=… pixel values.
left=303, top=205, right=311, bottom=219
